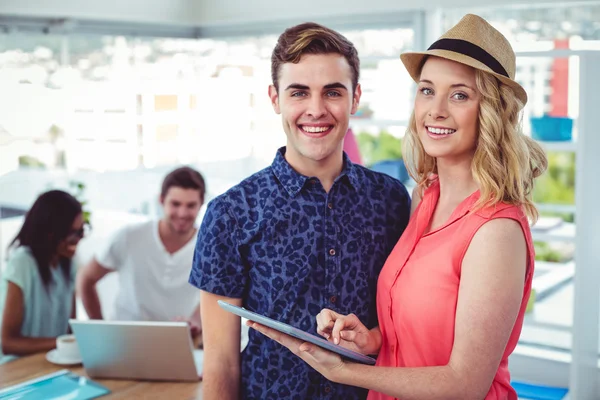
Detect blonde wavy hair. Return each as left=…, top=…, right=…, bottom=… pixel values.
left=403, top=68, right=548, bottom=222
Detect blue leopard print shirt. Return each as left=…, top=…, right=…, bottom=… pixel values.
left=189, top=147, right=410, bottom=400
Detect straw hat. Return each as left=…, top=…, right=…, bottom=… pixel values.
left=400, top=14, right=527, bottom=105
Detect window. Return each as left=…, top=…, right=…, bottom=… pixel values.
left=154, top=95, right=178, bottom=111
left=342, top=28, right=415, bottom=171
left=0, top=23, right=420, bottom=270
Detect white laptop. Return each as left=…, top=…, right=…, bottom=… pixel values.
left=69, top=319, right=202, bottom=382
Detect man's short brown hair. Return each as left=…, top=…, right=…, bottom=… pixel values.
left=161, top=166, right=205, bottom=202
left=271, top=22, right=360, bottom=93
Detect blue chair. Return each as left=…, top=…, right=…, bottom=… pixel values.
left=370, top=160, right=410, bottom=183
left=511, top=381, right=569, bottom=400
left=530, top=115, right=573, bottom=142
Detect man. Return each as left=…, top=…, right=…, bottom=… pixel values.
left=189, top=23, right=411, bottom=399
left=78, top=167, right=205, bottom=337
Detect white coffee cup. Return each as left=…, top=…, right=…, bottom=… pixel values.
left=56, top=334, right=81, bottom=361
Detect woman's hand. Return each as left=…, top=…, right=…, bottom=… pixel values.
left=316, top=309, right=381, bottom=356
left=247, top=321, right=348, bottom=383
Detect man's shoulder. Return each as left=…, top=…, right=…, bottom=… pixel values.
left=111, top=219, right=155, bottom=241
left=209, top=166, right=275, bottom=207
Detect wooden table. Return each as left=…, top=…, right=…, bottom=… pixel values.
left=0, top=352, right=203, bottom=399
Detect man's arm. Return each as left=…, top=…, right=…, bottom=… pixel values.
left=67, top=293, right=77, bottom=333
left=186, top=303, right=202, bottom=344
left=76, top=257, right=113, bottom=319
left=71, top=293, right=77, bottom=319
left=190, top=197, right=246, bottom=399
left=189, top=303, right=201, bottom=327
left=201, top=291, right=242, bottom=400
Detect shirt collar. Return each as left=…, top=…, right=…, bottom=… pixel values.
left=427, top=179, right=516, bottom=222
left=425, top=179, right=482, bottom=222
left=271, top=147, right=360, bottom=198
left=342, top=152, right=361, bottom=190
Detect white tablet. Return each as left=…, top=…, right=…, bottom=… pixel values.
left=218, top=300, right=376, bottom=365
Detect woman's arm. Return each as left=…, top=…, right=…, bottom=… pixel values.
left=342, top=218, right=527, bottom=399
left=1, top=282, right=57, bottom=356
left=252, top=218, right=527, bottom=400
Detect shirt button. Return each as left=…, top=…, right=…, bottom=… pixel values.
left=330, top=296, right=337, bottom=304
left=329, top=248, right=336, bottom=256
left=327, top=202, right=333, bottom=210
left=324, top=385, right=331, bottom=393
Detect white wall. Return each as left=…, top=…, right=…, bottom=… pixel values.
left=0, top=0, right=571, bottom=28
left=194, top=0, right=556, bottom=26
left=0, top=0, right=198, bottom=26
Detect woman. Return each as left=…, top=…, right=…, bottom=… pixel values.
left=0, top=190, right=85, bottom=361
left=248, top=14, right=548, bottom=400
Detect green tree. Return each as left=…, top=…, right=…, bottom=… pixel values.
left=356, top=131, right=403, bottom=167
left=532, top=151, right=576, bottom=222
left=69, top=180, right=92, bottom=226
left=18, top=155, right=46, bottom=168
left=533, top=152, right=575, bottom=204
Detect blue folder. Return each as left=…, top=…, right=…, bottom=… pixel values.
left=512, top=381, right=569, bottom=400
left=0, top=369, right=110, bottom=400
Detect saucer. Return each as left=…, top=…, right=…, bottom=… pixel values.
left=45, top=349, right=82, bottom=366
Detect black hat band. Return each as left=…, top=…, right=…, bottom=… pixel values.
left=427, top=38, right=509, bottom=78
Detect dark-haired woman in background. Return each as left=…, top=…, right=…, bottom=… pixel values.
left=0, top=190, right=85, bottom=362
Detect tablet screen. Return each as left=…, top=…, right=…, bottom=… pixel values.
left=218, top=300, right=376, bottom=365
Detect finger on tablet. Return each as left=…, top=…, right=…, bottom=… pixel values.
left=316, top=311, right=335, bottom=336
left=331, top=317, right=347, bottom=345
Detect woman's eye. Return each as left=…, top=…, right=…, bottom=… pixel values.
left=453, top=92, right=468, bottom=100
left=420, top=87, right=433, bottom=95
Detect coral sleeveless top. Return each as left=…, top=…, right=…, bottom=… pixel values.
left=368, top=181, right=534, bottom=400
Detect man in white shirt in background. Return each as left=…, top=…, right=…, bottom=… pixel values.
left=77, top=167, right=205, bottom=339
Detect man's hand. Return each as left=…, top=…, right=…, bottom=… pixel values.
left=172, top=316, right=202, bottom=339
